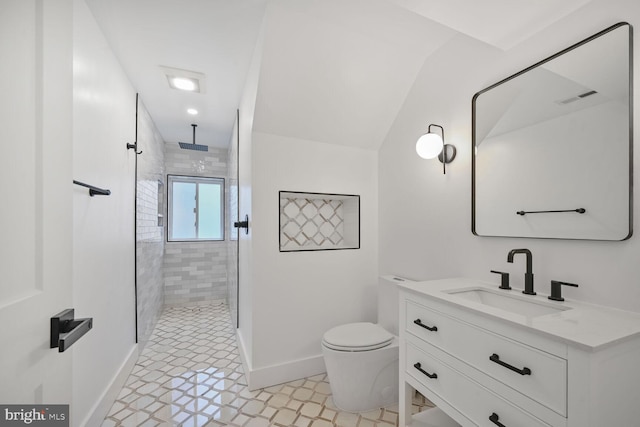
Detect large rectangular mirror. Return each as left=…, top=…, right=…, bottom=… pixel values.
left=472, top=23, right=633, bottom=241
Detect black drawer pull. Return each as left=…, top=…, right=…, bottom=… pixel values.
left=489, top=353, right=531, bottom=376
left=489, top=412, right=506, bottom=427
left=413, top=362, right=438, bottom=379
left=413, top=318, right=438, bottom=332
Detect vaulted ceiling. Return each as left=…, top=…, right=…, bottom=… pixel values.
left=86, top=0, right=592, bottom=150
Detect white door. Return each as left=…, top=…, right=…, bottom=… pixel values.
left=0, top=0, right=74, bottom=405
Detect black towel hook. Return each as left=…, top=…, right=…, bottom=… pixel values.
left=126, top=142, right=142, bottom=154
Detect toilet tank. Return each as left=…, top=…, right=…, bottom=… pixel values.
left=377, top=275, right=412, bottom=336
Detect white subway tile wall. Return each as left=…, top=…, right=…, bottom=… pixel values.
left=163, top=242, right=228, bottom=306
left=136, top=100, right=166, bottom=347
left=226, top=129, right=239, bottom=327
left=163, top=142, right=229, bottom=306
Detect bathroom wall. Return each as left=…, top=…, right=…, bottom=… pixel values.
left=227, top=113, right=240, bottom=328
left=236, top=14, right=265, bottom=386
left=244, top=131, right=379, bottom=389
left=163, top=142, right=229, bottom=306
left=235, top=4, right=380, bottom=389
left=135, top=97, right=165, bottom=348
left=72, top=0, right=138, bottom=424
left=379, top=0, right=640, bottom=313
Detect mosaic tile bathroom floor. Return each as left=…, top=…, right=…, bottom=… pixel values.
left=102, top=303, right=434, bottom=426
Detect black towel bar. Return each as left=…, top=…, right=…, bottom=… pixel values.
left=517, top=208, right=585, bottom=216
left=73, top=180, right=111, bottom=196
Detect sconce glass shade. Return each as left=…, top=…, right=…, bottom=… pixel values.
left=415, top=132, right=444, bottom=159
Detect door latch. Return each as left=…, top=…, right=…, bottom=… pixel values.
left=50, top=309, right=93, bottom=353
left=234, top=214, right=249, bottom=235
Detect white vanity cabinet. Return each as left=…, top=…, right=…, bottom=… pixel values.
left=398, top=279, right=640, bottom=427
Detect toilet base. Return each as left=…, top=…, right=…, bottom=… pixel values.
left=322, top=338, right=399, bottom=413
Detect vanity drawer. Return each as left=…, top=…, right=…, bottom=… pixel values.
left=406, top=341, right=557, bottom=427
left=406, top=300, right=567, bottom=416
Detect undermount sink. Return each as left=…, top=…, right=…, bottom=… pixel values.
left=447, top=287, right=571, bottom=318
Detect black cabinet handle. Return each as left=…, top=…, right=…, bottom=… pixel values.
left=489, top=412, right=506, bottom=427
left=413, top=319, right=438, bottom=332
left=489, top=353, right=531, bottom=376
left=413, top=362, right=438, bottom=379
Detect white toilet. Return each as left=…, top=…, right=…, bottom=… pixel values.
left=321, top=275, right=410, bottom=412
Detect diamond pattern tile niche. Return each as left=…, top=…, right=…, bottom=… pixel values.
left=279, top=192, right=360, bottom=252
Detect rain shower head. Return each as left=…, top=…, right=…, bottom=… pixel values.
left=178, top=124, right=208, bottom=152
left=178, top=141, right=208, bottom=151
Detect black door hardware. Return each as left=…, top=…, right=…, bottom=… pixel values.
left=50, top=309, right=93, bottom=353
left=490, top=270, right=511, bottom=290
left=489, top=353, right=531, bottom=376
left=413, top=319, right=438, bottom=332
left=234, top=214, right=249, bottom=235
left=549, top=280, right=579, bottom=302
left=489, top=412, right=506, bottom=427
left=413, top=362, right=438, bottom=379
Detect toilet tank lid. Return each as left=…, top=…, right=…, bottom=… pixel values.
left=323, top=322, right=393, bottom=349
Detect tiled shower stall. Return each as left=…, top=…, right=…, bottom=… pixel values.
left=135, top=104, right=232, bottom=346
left=163, top=142, right=229, bottom=306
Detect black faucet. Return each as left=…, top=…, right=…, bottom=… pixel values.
left=507, top=249, right=535, bottom=295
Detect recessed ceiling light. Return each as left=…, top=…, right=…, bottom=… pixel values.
left=168, top=76, right=199, bottom=92
left=160, top=66, right=206, bottom=94
left=187, top=108, right=198, bottom=115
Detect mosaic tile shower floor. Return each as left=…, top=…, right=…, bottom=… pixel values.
left=102, top=303, right=433, bottom=426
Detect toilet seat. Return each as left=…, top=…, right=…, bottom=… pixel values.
left=322, top=322, right=393, bottom=352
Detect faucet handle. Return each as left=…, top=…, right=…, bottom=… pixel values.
left=548, top=280, right=579, bottom=302
left=490, top=270, right=511, bottom=290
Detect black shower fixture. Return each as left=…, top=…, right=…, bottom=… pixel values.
left=178, top=123, right=208, bottom=152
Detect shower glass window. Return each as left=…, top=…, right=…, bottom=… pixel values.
left=167, top=175, right=225, bottom=241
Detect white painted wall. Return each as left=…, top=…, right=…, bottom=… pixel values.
left=379, top=0, right=640, bottom=313
left=235, top=11, right=382, bottom=387
left=72, top=0, right=137, bottom=424
left=252, top=0, right=457, bottom=151
left=245, top=132, right=379, bottom=389
left=236, top=10, right=266, bottom=385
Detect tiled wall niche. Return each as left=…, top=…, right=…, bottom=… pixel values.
left=279, top=191, right=360, bottom=252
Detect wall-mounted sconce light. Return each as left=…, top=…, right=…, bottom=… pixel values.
left=415, top=124, right=456, bottom=174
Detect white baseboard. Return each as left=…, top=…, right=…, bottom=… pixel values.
left=248, top=354, right=326, bottom=391
left=81, top=344, right=138, bottom=427
left=235, top=331, right=326, bottom=391
left=236, top=329, right=252, bottom=387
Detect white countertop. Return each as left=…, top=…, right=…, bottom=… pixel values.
left=399, top=278, right=640, bottom=351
